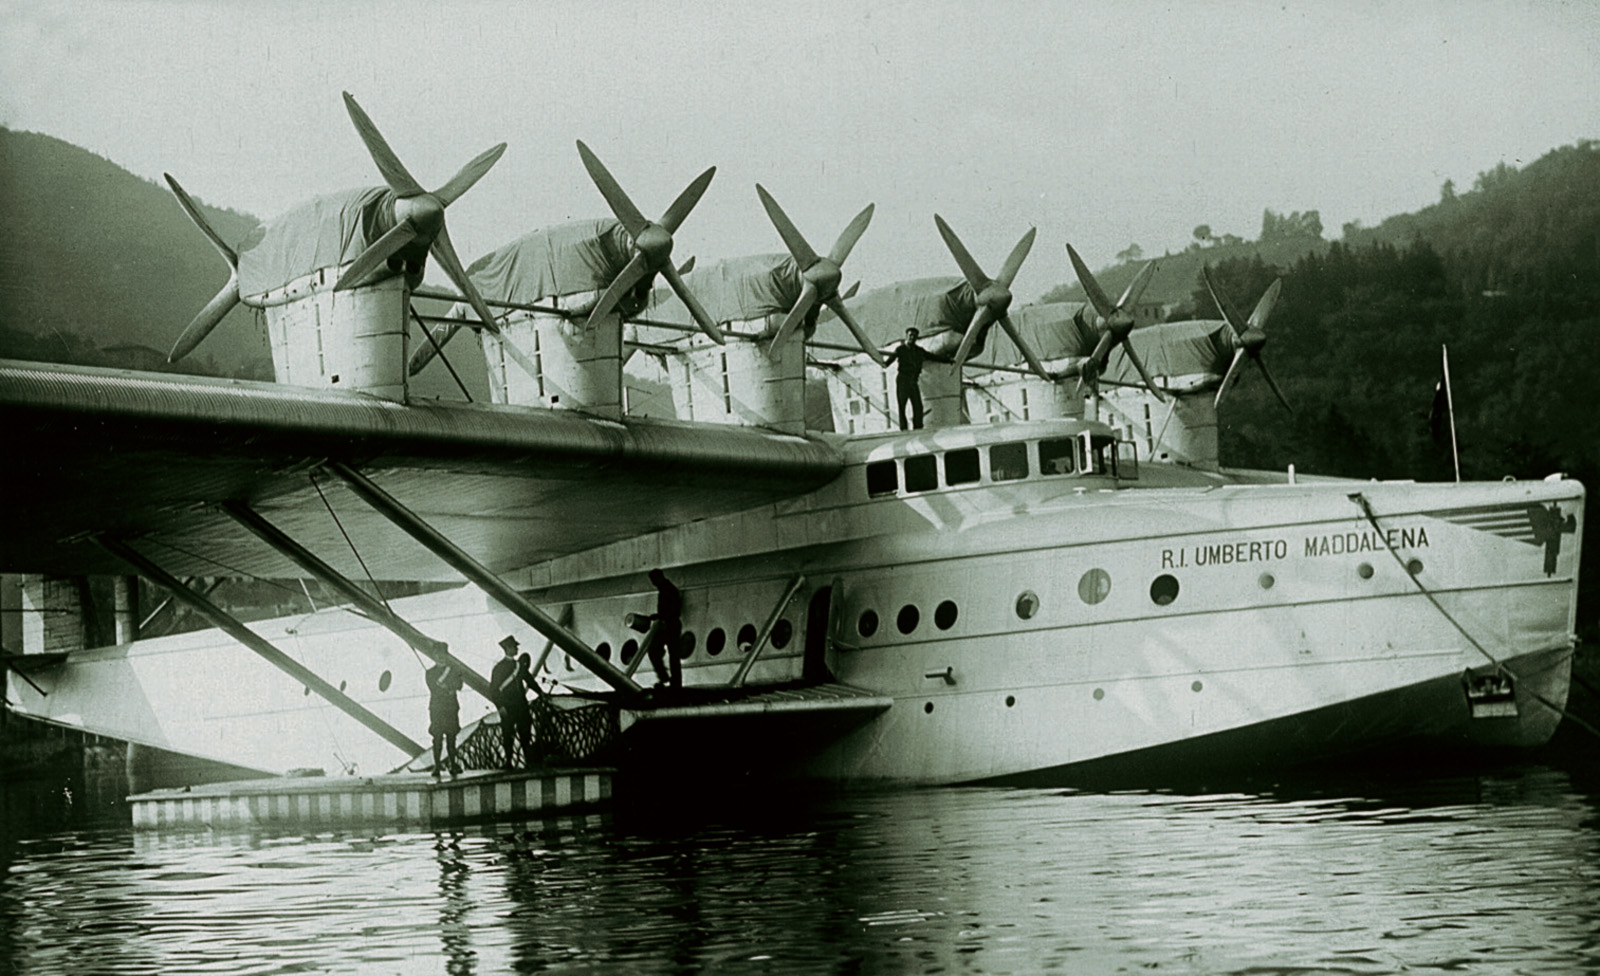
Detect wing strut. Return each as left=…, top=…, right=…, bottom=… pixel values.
left=92, top=533, right=425, bottom=758
left=219, top=500, right=494, bottom=703
left=730, top=574, right=807, bottom=688
left=323, top=461, right=643, bottom=697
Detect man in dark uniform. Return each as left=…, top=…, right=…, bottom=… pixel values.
left=642, top=568, right=682, bottom=689
left=489, top=635, right=533, bottom=769
left=883, top=327, right=926, bottom=430
left=425, top=661, right=463, bottom=779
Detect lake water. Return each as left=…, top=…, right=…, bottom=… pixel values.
left=4, top=754, right=1600, bottom=975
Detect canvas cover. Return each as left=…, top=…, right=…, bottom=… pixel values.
left=236, top=187, right=395, bottom=299
left=466, top=218, right=635, bottom=303
left=814, top=277, right=976, bottom=349
left=644, top=253, right=803, bottom=327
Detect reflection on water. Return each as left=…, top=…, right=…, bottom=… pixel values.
left=4, top=760, right=1600, bottom=974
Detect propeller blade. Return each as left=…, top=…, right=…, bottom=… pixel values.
left=771, top=279, right=819, bottom=348
left=1066, top=244, right=1117, bottom=319
left=1256, top=356, right=1294, bottom=413
left=1248, top=278, right=1283, bottom=332
left=1086, top=330, right=1116, bottom=371
left=1116, top=260, right=1157, bottom=310
left=342, top=92, right=424, bottom=197
left=826, top=297, right=885, bottom=366
left=841, top=281, right=860, bottom=301
left=952, top=306, right=996, bottom=368
left=661, top=262, right=725, bottom=343
left=678, top=255, right=696, bottom=275
left=587, top=252, right=651, bottom=326
left=934, top=214, right=989, bottom=290
left=995, top=312, right=1051, bottom=380
left=755, top=184, right=820, bottom=267
left=575, top=140, right=649, bottom=238
left=1202, top=264, right=1248, bottom=337
left=433, top=142, right=507, bottom=207
left=659, top=166, right=716, bottom=235
left=163, top=174, right=237, bottom=267
left=828, top=203, right=875, bottom=266
left=168, top=275, right=239, bottom=362
left=996, top=227, right=1037, bottom=288
left=1213, top=347, right=1249, bottom=409
left=1119, top=341, right=1166, bottom=402
left=409, top=320, right=464, bottom=376
left=430, top=224, right=500, bottom=333
left=334, top=220, right=419, bottom=291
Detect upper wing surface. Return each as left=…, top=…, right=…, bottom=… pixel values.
left=0, top=361, right=843, bottom=582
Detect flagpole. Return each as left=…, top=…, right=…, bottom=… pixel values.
left=1442, top=344, right=1460, bottom=482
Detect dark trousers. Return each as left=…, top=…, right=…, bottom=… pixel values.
left=896, top=379, right=924, bottom=430
left=644, top=622, right=682, bottom=688
left=499, top=708, right=533, bottom=768
left=431, top=732, right=458, bottom=774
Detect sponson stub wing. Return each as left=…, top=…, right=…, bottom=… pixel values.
left=0, top=360, right=843, bottom=582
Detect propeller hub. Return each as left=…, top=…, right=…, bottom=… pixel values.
left=803, top=259, right=843, bottom=298
left=978, top=282, right=1012, bottom=313
left=393, top=193, right=445, bottom=238
left=635, top=224, right=674, bottom=267
left=1241, top=328, right=1267, bottom=356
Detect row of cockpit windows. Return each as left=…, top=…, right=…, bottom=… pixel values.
left=866, top=437, right=1087, bottom=497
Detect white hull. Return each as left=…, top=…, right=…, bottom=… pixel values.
left=11, top=440, right=1584, bottom=787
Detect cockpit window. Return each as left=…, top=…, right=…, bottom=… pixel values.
left=1039, top=438, right=1077, bottom=476
left=904, top=454, right=938, bottom=493
left=866, top=460, right=898, bottom=496
left=944, top=448, right=980, bottom=486
left=989, top=442, right=1029, bottom=482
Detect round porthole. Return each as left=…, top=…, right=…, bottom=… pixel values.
left=737, top=623, right=758, bottom=652
left=675, top=631, right=696, bottom=659
left=1005, top=695, right=1016, bottom=708
left=1015, top=591, right=1039, bottom=620
left=1258, top=573, right=1276, bottom=590
left=897, top=605, right=920, bottom=634
left=1357, top=562, right=1375, bottom=579
left=934, top=600, right=958, bottom=630
left=1150, top=574, right=1180, bottom=606
left=1406, top=559, right=1424, bottom=576
left=597, top=641, right=612, bottom=661
left=621, top=639, right=639, bottom=664
left=771, top=619, right=793, bottom=649
left=1079, top=569, right=1111, bottom=605
left=378, top=670, right=392, bottom=692
left=706, top=628, right=726, bottom=656
left=858, top=610, right=880, bottom=638
left=924, top=702, right=934, bottom=714
left=1192, top=680, right=1204, bottom=692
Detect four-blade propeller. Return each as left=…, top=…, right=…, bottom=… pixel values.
left=164, top=173, right=242, bottom=363
left=1065, top=243, right=1165, bottom=401
left=576, top=140, right=724, bottom=344
left=1203, top=266, right=1291, bottom=413
left=935, top=216, right=1051, bottom=380
left=335, top=93, right=507, bottom=337
left=756, top=185, right=883, bottom=365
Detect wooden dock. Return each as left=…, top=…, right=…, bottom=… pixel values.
left=129, top=766, right=613, bottom=829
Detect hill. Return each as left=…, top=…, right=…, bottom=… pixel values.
left=0, top=128, right=271, bottom=378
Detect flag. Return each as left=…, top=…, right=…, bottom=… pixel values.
left=1427, top=374, right=1450, bottom=446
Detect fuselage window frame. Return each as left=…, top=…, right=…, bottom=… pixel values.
left=1039, top=437, right=1078, bottom=477
left=904, top=454, right=938, bottom=493
left=866, top=459, right=899, bottom=497
left=988, top=441, right=1030, bottom=482
left=944, top=448, right=981, bottom=486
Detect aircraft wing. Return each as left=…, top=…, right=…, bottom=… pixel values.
left=0, top=360, right=844, bottom=582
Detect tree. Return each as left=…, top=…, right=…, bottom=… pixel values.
left=1439, top=179, right=1457, bottom=204
left=1193, top=224, right=1213, bottom=245
left=1115, top=243, right=1144, bottom=263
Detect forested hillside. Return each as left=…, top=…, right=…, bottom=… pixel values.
left=0, top=128, right=271, bottom=378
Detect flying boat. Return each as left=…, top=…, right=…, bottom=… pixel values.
left=1, top=95, right=1584, bottom=789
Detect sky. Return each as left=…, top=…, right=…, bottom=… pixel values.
left=3, top=0, right=1597, bottom=303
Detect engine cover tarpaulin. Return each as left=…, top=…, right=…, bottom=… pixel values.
left=815, top=277, right=975, bottom=348
left=466, top=219, right=635, bottom=303
left=236, top=187, right=396, bottom=300
left=1102, top=319, right=1231, bottom=384
left=644, top=254, right=802, bottom=327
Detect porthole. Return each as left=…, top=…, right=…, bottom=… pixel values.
left=338, top=680, right=347, bottom=693
left=934, top=600, right=959, bottom=630
left=1357, top=562, right=1375, bottom=579
left=378, top=670, right=392, bottom=692
left=1191, top=680, right=1204, bottom=692
left=858, top=610, right=880, bottom=638
left=706, top=628, right=726, bottom=656
left=1079, top=568, right=1112, bottom=605
left=924, top=702, right=934, bottom=714
left=675, top=631, right=696, bottom=660
left=304, top=685, right=311, bottom=696
left=597, top=641, right=612, bottom=662
left=1149, top=574, right=1180, bottom=606
left=1406, top=559, right=1424, bottom=576
left=771, top=619, right=793, bottom=649
left=1015, top=590, right=1039, bottom=620
left=1005, top=695, right=1016, bottom=708
left=621, top=639, right=639, bottom=664
left=737, top=623, right=758, bottom=652
left=897, top=604, right=920, bottom=634
left=1258, top=573, right=1276, bottom=590
left=1092, top=688, right=1105, bottom=701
